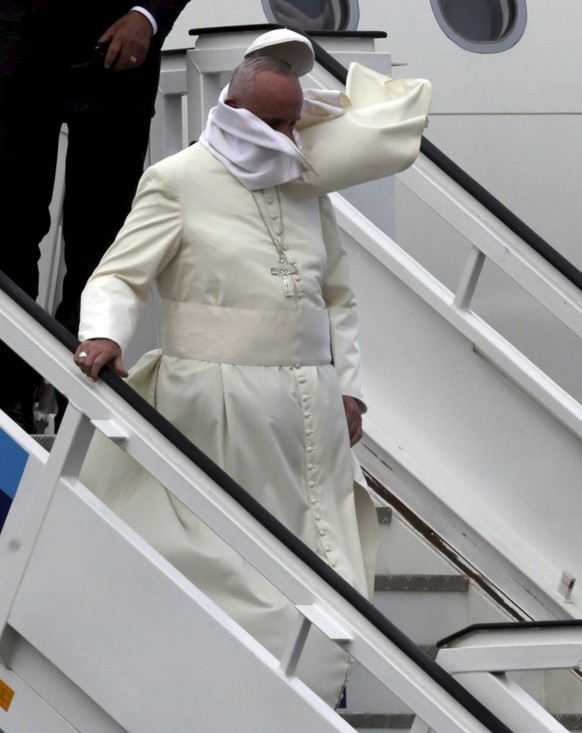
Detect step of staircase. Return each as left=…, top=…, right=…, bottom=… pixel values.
left=340, top=712, right=414, bottom=731
left=345, top=500, right=582, bottom=732
left=32, top=434, right=55, bottom=451
left=340, top=711, right=582, bottom=731
left=375, top=573, right=469, bottom=592
left=556, top=714, right=582, bottom=731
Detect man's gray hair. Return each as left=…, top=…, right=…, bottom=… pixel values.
left=228, top=56, right=296, bottom=102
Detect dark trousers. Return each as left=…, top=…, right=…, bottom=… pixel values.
left=0, top=40, right=159, bottom=416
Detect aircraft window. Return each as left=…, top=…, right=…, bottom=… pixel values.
left=262, top=0, right=359, bottom=32
left=431, top=0, right=527, bottom=52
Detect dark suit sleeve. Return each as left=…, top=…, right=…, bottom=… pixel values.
left=138, top=1, right=191, bottom=41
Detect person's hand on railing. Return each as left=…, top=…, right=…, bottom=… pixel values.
left=74, top=339, right=128, bottom=381
left=342, top=395, right=363, bottom=446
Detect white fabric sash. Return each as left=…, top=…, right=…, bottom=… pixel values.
left=160, top=300, right=332, bottom=366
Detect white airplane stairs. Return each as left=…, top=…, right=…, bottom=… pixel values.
left=1, top=23, right=582, bottom=733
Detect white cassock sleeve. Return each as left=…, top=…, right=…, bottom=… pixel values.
left=319, top=194, right=367, bottom=411
left=79, top=165, right=182, bottom=351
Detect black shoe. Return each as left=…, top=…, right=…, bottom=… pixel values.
left=3, top=400, right=34, bottom=433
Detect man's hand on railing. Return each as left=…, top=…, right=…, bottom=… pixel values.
left=75, top=339, right=128, bottom=381
left=343, top=395, right=363, bottom=447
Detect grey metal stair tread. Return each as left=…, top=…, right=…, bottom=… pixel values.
left=555, top=714, right=582, bottom=731
left=340, top=712, right=582, bottom=730
left=340, top=712, right=415, bottom=729
left=32, top=434, right=55, bottom=450
left=374, top=573, right=469, bottom=592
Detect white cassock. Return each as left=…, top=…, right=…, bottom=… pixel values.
left=79, top=143, right=378, bottom=706
left=79, top=62, right=431, bottom=705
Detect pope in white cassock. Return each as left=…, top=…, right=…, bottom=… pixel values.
left=75, top=29, right=431, bottom=706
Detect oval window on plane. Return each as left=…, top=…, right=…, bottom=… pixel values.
left=431, top=0, right=527, bottom=52
left=262, top=0, right=360, bottom=32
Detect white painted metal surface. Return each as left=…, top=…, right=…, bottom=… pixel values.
left=420, top=626, right=582, bottom=733
left=0, top=663, right=82, bottom=733
left=334, top=188, right=582, bottom=619
left=5, top=473, right=356, bottom=733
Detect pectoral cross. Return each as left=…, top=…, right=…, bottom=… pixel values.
left=271, top=261, right=299, bottom=297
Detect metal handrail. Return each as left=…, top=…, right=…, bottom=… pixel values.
left=418, top=138, right=582, bottom=290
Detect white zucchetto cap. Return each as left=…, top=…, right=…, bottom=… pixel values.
left=244, top=28, right=315, bottom=76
